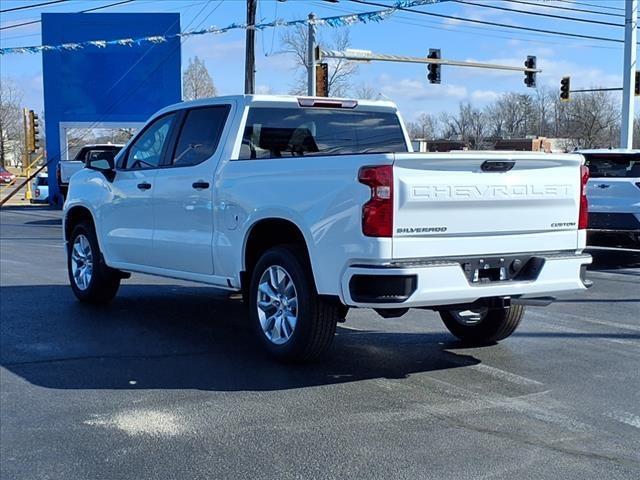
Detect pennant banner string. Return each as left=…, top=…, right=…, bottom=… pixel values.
left=0, top=1, right=446, bottom=55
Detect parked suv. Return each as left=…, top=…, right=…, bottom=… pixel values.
left=579, top=149, right=640, bottom=248
left=63, top=95, right=591, bottom=361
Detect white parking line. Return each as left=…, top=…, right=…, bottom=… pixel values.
left=528, top=309, right=640, bottom=333
left=469, top=364, right=544, bottom=387
left=605, top=411, right=640, bottom=429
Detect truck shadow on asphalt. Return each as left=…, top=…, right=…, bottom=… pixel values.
left=1, top=284, right=483, bottom=392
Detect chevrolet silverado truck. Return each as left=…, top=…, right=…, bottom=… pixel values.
left=63, top=95, right=592, bottom=361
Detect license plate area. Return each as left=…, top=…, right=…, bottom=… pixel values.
left=462, top=255, right=545, bottom=284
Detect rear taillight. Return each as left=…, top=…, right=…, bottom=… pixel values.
left=358, top=165, right=393, bottom=237
left=35, top=188, right=40, bottom=198
left=579, top=164, right=589, bottom=229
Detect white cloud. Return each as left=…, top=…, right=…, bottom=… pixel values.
left=183, top=37, right=245, bottom=63
left=471, top=89, right=501, bottom=102
left=380, top=77, right=467, bottom=101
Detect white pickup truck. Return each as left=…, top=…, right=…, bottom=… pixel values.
left=57, top=144, right=123, bottom=199
left=63, top=95, right=592, bottom=361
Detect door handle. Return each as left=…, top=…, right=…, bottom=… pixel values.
left=137, top=182, right=152, bottom=190
left=192, top=181, right=210, bottom=190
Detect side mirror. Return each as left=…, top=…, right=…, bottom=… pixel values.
left=86, top=156, right=115, bottom=181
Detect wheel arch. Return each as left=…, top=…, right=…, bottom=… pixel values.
left=242, top=217, right=315, bottom=292
left=64, top=205, right=96, bottom=238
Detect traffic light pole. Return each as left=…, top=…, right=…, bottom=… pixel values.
left=319, top=49, right=540, bottom=74
left=620, top=0, right=637, bottom=149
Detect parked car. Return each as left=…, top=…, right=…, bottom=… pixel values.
left=0, top=165, right=16, bottom=185
left=57, top=144, right=123, bottom=199
left=578, top=149, right=640, bottom=248
left=30, top=173, right=49, bottom=203
left=63, top=95, right=592, bottom=361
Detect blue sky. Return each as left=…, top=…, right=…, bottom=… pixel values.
left=0, top=0, right=635, bottom=121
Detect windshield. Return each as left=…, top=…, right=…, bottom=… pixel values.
left=584, top=153, right=640, bottom=178
left=239, top=107, right=408, bottom=160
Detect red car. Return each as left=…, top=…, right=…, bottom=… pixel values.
left=0, top=166, right=16, bottom=185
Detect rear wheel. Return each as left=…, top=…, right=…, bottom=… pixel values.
left=67, top=222, right=120, bottom=304
left=249, top=246, right=339, bottom=362
left=440, top=304, right=525, bottom=344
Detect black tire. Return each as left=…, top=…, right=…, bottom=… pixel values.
left=440, top=304, right=525, bottom=345
left=67, top=221, right=120, bottom=304
left=248, top=245, right=339, bottom=362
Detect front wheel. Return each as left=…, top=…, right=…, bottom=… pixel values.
left=440, top=304, right=525, bottom=344
left=67, top=222, right=121, bottom=304
left=249, top=246, right=339, bottom=362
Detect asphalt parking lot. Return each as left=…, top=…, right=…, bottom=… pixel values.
left=1, top=206, right=639, bottom=480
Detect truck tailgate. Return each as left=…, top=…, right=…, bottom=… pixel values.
left=392, top=153, right=583, bottom=259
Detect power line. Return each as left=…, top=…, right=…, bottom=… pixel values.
left=350, top=0, right=624, bottom=44
left=0, top=0, right=68, bottom=14
left=506, top=0, right=624, bottom=18
left=0, top=1, right=203, bottom=43
left=453, top=0, right=624, bottom=28
left=313, top=0, right=619, bottom=50
left=555, top=0, right=625, bottom=12
left=0, top=0, right=135, bottom=31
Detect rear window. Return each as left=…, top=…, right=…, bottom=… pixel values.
left=238, top=107, right=408, bottom=160
left=36, top=176, right=48, bottom=186
left=75, top=146, right=122, bottom=163
left=584, top=153, right=640, bottom=178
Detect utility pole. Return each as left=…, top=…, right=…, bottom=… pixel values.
left=307, top=12, right=317, bottom=96
left=244, top=0, right=257, bottom=94
left=621, top=0, right=637, bottom=149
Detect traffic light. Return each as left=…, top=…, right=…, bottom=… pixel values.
left=427, top=48, right=441, bottom=84
left=27, top=110, right=40, bottom=153
left=635, top=71, right=640, bottom=96
left=560, top=76, right=571, bottom=102
left=524, top=55, right=536, bottom=88
left=316, top=62, right=329, bottom=97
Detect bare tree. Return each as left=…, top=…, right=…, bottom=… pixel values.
left=280, top=25, right=357, bottom=97
left=441, top=102, right=487, bottom=148
left=353, top=83, right=379, bottom=100
left=405, top=113, right=439, bottom=139
left=183, top=56, right=217, bottom=101
left=0, top=78, right=24, bottom=167
left=560, top=90, right=619, bottom=148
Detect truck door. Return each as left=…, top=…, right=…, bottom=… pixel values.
left=100, top=113, right=176, bottom=266
left=150, top=105, right=231, bottom=275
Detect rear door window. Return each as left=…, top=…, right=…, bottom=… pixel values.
left=584, top=153, right=640, bottom=178
left=238, top=107, right=408, bottom=160
left=171, top=106, right=230, bottom=167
